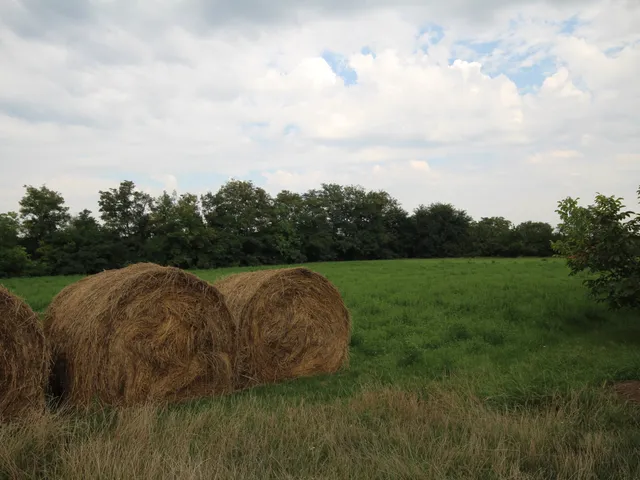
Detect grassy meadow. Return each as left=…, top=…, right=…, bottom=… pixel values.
left=2, top=258, right=640, bottom=479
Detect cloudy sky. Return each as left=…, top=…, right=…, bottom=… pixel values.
left=0, top=0, right=638, bottom=224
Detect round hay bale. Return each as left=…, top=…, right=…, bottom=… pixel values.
left=214, top=267, right=351, bottom=388
left=0, top=285, right=48, bottom=421
left=44, top=263, right=236, bottom=407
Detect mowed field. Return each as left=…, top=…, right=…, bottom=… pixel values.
left=2, top=258, right=640, bottom=479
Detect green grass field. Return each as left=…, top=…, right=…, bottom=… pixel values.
left=2, top=258, right=640, bottom=479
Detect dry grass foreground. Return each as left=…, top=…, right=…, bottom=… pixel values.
left=0, top=285, right=49, bottom=422
left=1, top=385, right=639, bottom=479
left=44, top=263, right=236, bottom=408
left=215, top=267, right=351, bottom=388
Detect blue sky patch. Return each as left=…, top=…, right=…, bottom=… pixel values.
left=360, top=45, right=376, bottom=58
left=457, top=39, right=499, bottom=56
left=507, top=57, right=556, bottom=91
left=604, top=45, right=625, bottom=57
left=321, top=50, right=358, bottom=86
left=416, top=23, right=445, bottom=54
left=418, top=23, right=444, bottom=43
left=239, top=121, right=272, bottom=146
left=560, top=15, right=580, bottom=34
left=283, top=124, right=300, bottom=135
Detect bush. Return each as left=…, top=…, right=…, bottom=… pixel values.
left=552, top=187, right=640, bottom=310
left=0, top=246, right=31, bottom=277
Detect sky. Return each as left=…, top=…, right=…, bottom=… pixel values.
left=0, top=0, right=638, bottom=225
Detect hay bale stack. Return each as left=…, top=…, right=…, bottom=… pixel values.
left=215, top=267, right=351, bottom=388
left=0, top=285, right=48, bottom=421
left=44, top=263, right=236, bottom=407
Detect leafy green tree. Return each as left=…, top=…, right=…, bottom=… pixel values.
left=297, top=188, right=335, bottom=262
left=351, top=189, right=409, bottom=260
left=271, top=190, right=305, bottom=263
left=0, top=212, right=31, bottom=276
left=298, top=184, right=408, bottom=261
left=412, top=203, right=473, bottom=257
left=0, top=212, right=20, bottom=248
left=201, top=180, right=274, bottom=266
left=470, top=217, right=515, bottom=257
left=552, top=188, right=640, bottom=309
left=318, top=183, right=365, bottom=260
left=68, top=209, right=114, bottom=272
left=380, top=196, right=414, bottom=259
left=38, top=210, right=113, bottom=275
left=98, top=180, right=154, bottom=237
left=98, top=180, right=153, bottom=264
left=319, top=183, right=353, bottom=259
left=18, top=185, right=70, bottom=258
left=147, top=191, right=215, bottom=268
left=171, top=192, right=217, bottom=268
left=514, top=221, right=555, bottom=256
left=146, top=191, right=182, bottom=266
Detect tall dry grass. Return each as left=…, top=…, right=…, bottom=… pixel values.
left=1, top=384, right=639, bottom=479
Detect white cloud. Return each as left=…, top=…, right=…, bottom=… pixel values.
left=528, top=149, right=583, bottom=164
left=261, top=170, right=328, bottom=192
left=616, top=154, right=640, bottom=164
left=0, top=0, right=639, bottom=224
left=152, top=174, right=179, bottom=193
left=410, top=160, right=431, bottom=172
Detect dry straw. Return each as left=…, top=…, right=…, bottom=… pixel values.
left=215, top=267, right=351, bottom=388
left=44, top=263, right=236, bottom=408
left=0, top=285, right=49, bottom=422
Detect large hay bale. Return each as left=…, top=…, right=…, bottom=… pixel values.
left=44, top=263, right=236, bottom=407
left=0, top=285, right=48, bottom=421
left=215, top=267, right=351, bottom=388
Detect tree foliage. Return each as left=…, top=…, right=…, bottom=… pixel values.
left=0, top=212, right=30, bottom=277
left=0, top=180, right=558, bottom=277
left=19, top=185, right=70, bottom=259
left=552, top=187, right=640, bottom=310
left=470, top=217, right=515, bottom=257
left=412, top=203, right=473, bottom=258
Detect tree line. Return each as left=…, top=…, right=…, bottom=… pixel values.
left=0, top=180, right=558, bottom=277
